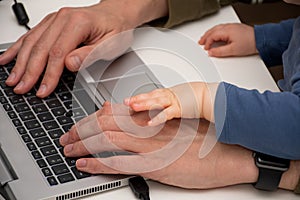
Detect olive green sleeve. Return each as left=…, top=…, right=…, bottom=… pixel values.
left=149, top=0, right=221, bottom=28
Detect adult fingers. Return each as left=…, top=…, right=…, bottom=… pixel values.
left=60, top=104, right=135, bottom=146
left=12, top=10, right=70, bottom=95
left=35, top=8, right=95, bottom=97
left=0, top=36, right=23, bottom=65
left=75, top=156, right=146, bottom=175
left=63, top=130, right=158, bottom=158
left=5, top=13, right=56, bottom=87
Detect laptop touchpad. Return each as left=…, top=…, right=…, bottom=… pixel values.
left=96, top=72, right=160, bottom=103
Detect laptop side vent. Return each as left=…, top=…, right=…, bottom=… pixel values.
left=55, top=180, right=122, bottom=200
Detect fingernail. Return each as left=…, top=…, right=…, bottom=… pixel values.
left=6, top=72, right=16, bottom=83
left=37, top=84, right=47, bottom=96
left=70, top=56, right=81, bottom=70
left=14, top=80, right=24, bottom=91
left=148, top=120, right=153, bottom=126
left=64, top=144, right=73, bottom=153
left=77, top=159, right=87, bottom=167
left=133, top=103, right=141, bottom=108
left=124, top=98, right=130, bottom=105
left=60, top=133, right=69, bottom=146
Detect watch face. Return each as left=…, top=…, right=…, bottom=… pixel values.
left=255, top=152, right=290, bottom=171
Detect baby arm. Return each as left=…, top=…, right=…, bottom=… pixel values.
left=199, top=23, right=258, bottom=57
left=124, top=82, right=219, bottom=126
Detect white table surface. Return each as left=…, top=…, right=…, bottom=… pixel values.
left=0, top=0, right=298, bottom=199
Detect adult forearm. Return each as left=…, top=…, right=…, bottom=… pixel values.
left=100, top=0, right=168, bottom=28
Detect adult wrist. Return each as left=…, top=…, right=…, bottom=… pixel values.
left=279, top=160, right=300, bottom=191
left=215, top=145, right=259, bottom=187
left=100, top=0, right=168, bottom=29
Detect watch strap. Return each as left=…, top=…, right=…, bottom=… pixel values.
left=254, top=167, right=283, bottom=191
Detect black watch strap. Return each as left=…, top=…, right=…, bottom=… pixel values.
left=254, top=165, right=284, bottom=191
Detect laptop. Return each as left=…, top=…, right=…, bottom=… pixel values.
left=0, top=41, right=162, bottom=200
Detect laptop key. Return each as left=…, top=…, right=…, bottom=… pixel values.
left=57, top=173, right=75, bottom=184
left=37, top=112, right=54, bottom=122
left=37, top=159, right=47, bottom=168
left=43, top=120, right=59, bottom=130
left=41, top=146, right=58, bottom=156
left=0, top=73, right=8, bottom=81
left=71, top=167, right=91, bottom=179
left=27, top=142, right=37, bottom=151
left=65, top=158, right=77, bottom=167
left=4, top=88, right=15, bottom=96
left=47, top=177, right=58, bottom=186
left=12, top=118, right=22, bottom=127
left=42, top=168, right=53, bottom=177
left=0, top=82, right=6, bottom=89
left=62, top=124, right=73, bottom=132
left=32, top=151, right=42, bottom=159
left=46, top=99, right=61, bottom=108
left=19, top=111, right=35, bottom=121
left=35, top=137, right=52, bottom=147
left=52, top=164, right=70, bottom=175
left=22, top=134, right=32, bottom=143
left=53, top=139, right=63, bottom=148
left=3, top=103, right=13, bottom=111
left=27, top=96, right=43, bottom=105
left=15, top=103, right=30, bottom=112
left=32, top=104, right=48, bottom=113
left=46, top=155, right=64, bottom=166
left=0, top=96, right=8, bottom=104
left=17, top=126, right=27, bottom=135
left=24, top=119, right=40, bottom=130
left=48, top=129, right=64, bottom=139
left=58, top=92, right=72, bottom=102
left=57, top=116, right=73, bottom=125
left=9, top=96, right=25, bottom=104
left=7, top=111, right=17, bottom=119
left=29, top=128, right=46, bottom=138
left=51, top=107, right=66, bottom=116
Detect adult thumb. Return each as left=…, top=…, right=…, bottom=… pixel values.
left=65, top=45, right=94, bottom=72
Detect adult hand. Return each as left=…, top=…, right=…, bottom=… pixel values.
left=199, top=23, right=258, bottom=57
left=59, top=102, right=256, bottom=189
left=0, top=0, right=168, bottom=98
left=60, top=102, right=300, bottom=190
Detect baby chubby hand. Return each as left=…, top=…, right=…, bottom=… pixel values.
left=124, top=82, right=219, bottom=126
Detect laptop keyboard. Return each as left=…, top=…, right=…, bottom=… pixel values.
left=0, top=53, right=95, bottom=186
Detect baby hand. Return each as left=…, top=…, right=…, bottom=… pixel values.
left=124, top=82, right=218, bottom=126
left=199, top=23, right=258, bottom=57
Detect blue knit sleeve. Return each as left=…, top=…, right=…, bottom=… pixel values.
left=254, top=19, right=294, bottom=67
left=214, top=81, right=300, bottom=160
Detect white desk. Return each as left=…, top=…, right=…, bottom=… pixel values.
left=0, top=1, right=298, bottom=199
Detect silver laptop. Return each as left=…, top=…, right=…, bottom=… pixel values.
left=0, top=42, right=161, bottom=200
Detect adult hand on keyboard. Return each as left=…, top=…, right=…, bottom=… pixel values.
left=0, top=0, right=168, bottom=98
left=59, top=102, right=300, bottom=190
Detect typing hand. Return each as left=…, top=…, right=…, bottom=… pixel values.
left=124, top=82, right=219, bottom=126
left=59, top=102, right=258, bottom=189
left=199, top=23, right=258, bottom=57
left=0, top=0, right=167, bottom=98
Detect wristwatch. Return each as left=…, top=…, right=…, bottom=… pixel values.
left=253, top=152, right=290, bottom=191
